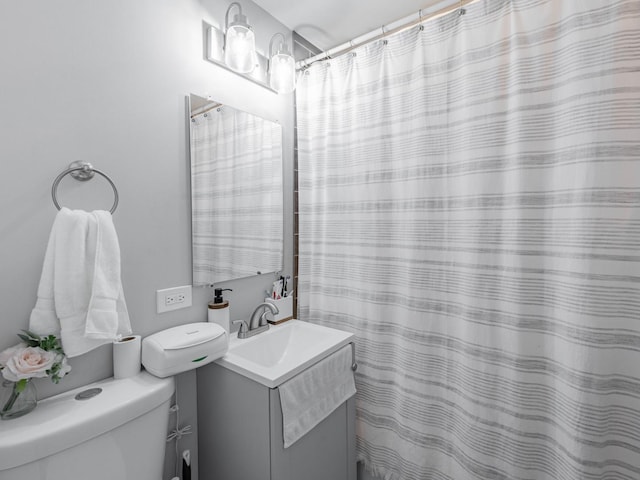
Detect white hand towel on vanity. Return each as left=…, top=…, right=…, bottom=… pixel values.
left=29, top=207, right=131, bottom=357
left=279, top=343, right=356, bottom=448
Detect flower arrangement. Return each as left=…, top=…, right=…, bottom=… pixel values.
left=0, top=331, right=71, bottom=419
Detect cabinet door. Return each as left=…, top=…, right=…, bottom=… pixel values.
left=197, top=363, right=271, bottom=480
left=269, top=389, right=355, bottom=480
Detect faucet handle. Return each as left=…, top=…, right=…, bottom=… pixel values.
left=232, top=320, right=249, bottom=338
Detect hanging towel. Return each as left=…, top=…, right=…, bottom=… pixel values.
left=278, top=344, right=356, bottom=448
left=29, top=208, right=131, bottom=357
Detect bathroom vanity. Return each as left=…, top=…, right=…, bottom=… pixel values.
left=196, top=320, right=356, bottom=480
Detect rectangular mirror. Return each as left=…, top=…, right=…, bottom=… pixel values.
left=188, top=94, right=284, bottom=285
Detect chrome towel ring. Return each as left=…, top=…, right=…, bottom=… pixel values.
left=51, top=161, right=119, bottom=214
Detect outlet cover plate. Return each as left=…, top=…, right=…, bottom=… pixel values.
left=156, top=285, right=192, bottom=313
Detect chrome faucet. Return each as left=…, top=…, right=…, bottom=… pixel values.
left=250, top=302, right=279, bottom=329
left=233, top=302, right=279, bottom=339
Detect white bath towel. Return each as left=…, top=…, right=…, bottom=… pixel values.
left=29, top=208, right=131, bottom=357
left=278, top=344, right=356, bottom=448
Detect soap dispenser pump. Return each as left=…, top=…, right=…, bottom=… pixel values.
left=208, top=288, right=232, bottom=333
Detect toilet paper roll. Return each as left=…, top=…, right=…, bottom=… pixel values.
left=113, top=335, right=141, bottom=379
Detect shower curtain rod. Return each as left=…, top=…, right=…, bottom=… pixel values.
left=190, top=102, right=223, bottom=118
left=296, top=0, right=480, bottom=70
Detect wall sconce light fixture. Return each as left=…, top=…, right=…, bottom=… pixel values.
left=268, top=33, right=296, bottom=94
left=224, top=2, right=257, bottom=74
left=205, top=3, right=295, bottom=93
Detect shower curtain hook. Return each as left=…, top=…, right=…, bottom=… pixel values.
left=458, top=0, right=466, bottom=16
left=418, top=9, right=425, bottom=31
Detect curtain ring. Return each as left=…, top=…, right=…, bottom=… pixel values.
left=381, top=25, right=389, bottom=45
left=459, top=0, right=466, bottom=16
left=418, top=9, right=425, bottom=31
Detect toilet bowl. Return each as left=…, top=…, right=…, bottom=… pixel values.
left=0, top=371, right=174, bottom=480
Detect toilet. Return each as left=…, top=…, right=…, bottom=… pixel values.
left=0, top=371, right=174, bottom=480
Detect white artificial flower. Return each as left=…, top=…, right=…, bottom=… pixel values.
left=55, top=354, right=72, bottom=380
left=1, top=346, right=57, bottom=382
left=0, top=343, right=24, bottom=368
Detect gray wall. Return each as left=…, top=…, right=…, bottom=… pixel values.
left=0, top=1, right=294, bottom=478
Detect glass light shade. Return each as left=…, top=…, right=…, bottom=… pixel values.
left=224, top=24, right=256, bottom=73
left=269, top=53, right=296, bottom=94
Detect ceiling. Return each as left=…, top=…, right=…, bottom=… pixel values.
left=253, top=0, right=444, bottom=55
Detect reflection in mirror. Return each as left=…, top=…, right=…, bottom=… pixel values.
left=189, top=94, right=283, bottom=285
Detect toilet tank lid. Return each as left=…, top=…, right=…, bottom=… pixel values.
left=0, top=370, right=174, bottom=472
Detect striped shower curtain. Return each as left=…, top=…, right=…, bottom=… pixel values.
left=296, top=1, right=640, bottom=479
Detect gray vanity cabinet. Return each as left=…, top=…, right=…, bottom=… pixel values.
left=197, top=362, right=356, bottom=480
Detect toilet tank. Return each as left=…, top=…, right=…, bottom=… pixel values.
left=0, top=371, right=174, bottom=480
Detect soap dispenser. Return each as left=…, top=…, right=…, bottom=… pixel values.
left=208, top=288, right=232, bottom=333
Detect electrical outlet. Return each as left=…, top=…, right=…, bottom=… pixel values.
left=157, top=285, right=192, bottom=313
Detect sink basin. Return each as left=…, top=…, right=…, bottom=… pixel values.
left=215, top=320, right=354, bottom=388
